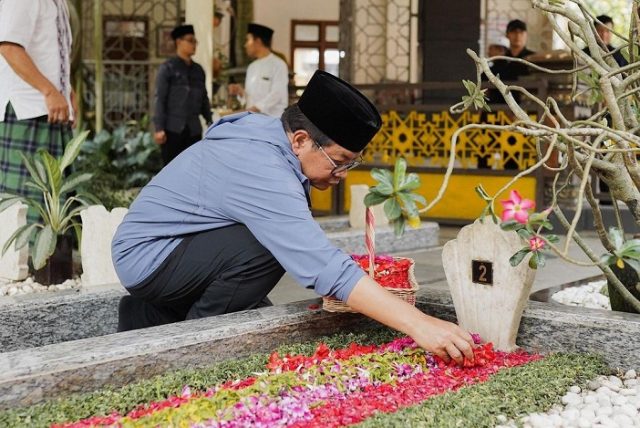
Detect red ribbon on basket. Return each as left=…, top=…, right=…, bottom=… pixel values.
left=366, top=207, right=375, bottom=277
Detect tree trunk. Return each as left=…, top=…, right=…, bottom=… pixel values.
left=34, top=235, right=73, bottom=286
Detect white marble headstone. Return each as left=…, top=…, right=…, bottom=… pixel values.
left=0, top=202, right=29, bottom=281
left=442, top=218, right=535, bottom=351
left=80, top=205, right=128, bottom=287
left=349, top=184, right=389, bottom=229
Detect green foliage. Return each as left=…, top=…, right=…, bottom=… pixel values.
left=599, top=227, right=640, bottom=274
left=0, top=329, right=399, bottom=428
left=358, top=353, right=608, bottom=428
left=499, top=209, right=556, bottom=270
left=0, top=131, right=98, bottom=269
left=461, top=80, right=491, bottom=112
left=365, top=158, right=425, bottom=236
left=75, top=117, right=162, bottom=210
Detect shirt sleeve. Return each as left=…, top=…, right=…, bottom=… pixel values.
left=0, top=0, right=39, bottom=47
left=221, top=160, right=365, bottom=302
left=253, top=59, right=289, bottom=117
left=153, top=62, right=170, bottom=132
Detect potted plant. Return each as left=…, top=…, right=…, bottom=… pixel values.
left=0, top=130, right=98, bottom=285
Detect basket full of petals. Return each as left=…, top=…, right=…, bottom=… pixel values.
left=322, top=255, right=419, bottom=313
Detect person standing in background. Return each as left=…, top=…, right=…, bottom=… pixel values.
left=0, top=0, right=75, bottom=222
left=583, top=15, right=627, bottom=67
left=228, top=23, right=289, bottom=117
left=153, top=25, right=212, bottom=166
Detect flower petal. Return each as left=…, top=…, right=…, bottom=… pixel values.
left=520, top=199, right=535, bottom=211
left=501, top=210, right=515, bottom=222
left=500, top=200, right=515, bottom=210
left=514, top=210, right=529, bottom=224
left=509, top=190, right=522, bottom=205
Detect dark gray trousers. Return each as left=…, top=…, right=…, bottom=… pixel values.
left=117, top=224, right=285, bottom=332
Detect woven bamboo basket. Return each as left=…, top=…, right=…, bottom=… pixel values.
left=322, top=256, right=419, bottom=313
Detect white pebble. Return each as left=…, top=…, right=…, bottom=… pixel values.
left=601, top=381, right=621, bottom=392
left=620, top=403, right=638, bottom=418
left=611, top=395, right=627, bottom=406
left=7, top=286, right=17, bottom=296
left=561, top=408, right=580, bottom=421
left=583, top=394, right=598, bottom=404
left=24, top=277, right=33, bottom=284
left=625, top=379, right=639, bottom=387
left=613, top=414, right=633, bottom=427
left=496, top=415, right=508, bottom=423
left=609, top=376, right=624, bottom=388
left=562, top=392, right=582, bottom=406
left=587, top=379, right=602, bottom=390
left=624, top=370, right=637, bottom=380
left=577, top=417, right=592, bottom=428
left=596, top=406, right=613, bottom=417
left=620, top=388, right=637, bottom=396
left=569, top=385, right=582, bottom=394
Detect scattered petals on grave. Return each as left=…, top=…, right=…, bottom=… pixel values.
left=53, top=336, right=541, bottom=428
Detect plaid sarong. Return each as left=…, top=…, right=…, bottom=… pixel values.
left=0, top=103, right=72, bottom=223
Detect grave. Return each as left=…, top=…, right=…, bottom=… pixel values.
left=0, top=287, right=638, bottom=410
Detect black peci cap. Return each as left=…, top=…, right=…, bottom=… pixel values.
left=247, top=23, right=274, bottom=45
left=171, top=24, right=195, bottom=40
left=298, top=70, right=382, bottom=152
left=506, top=19, right=527, bottom=33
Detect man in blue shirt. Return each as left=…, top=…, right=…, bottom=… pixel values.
left=113, top=70, right=474, bottom=365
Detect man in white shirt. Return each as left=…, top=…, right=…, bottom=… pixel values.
left=0, top=0, right=75, bottom=222
left=229, top=23, right=289, bottom=117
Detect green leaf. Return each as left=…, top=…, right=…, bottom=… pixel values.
left=397, top=192, right=419, bottom=219
left=370, top=168, right=393, bottom=188
left=364, top=191, right=388, bottom=207
left=536, top=252, right=546, bottom=268
left=399, top=173, right=421, bottom=191
left=529, top=252, right=539, bottom=269
left=545, top=234, right=560, bottom=243
left=409, top=193, right=427, bottom=206
left=39, top=151, right=63, bottom=194
left=59, top=130, right=90, bottom=172
left=371, top=182, right=394, bottom=196
left=384, top=198, right=402, bottom=220
left=32, top=225, right=56, bottom=270
left=541, top=221, right=553, bottom=230
left=509, top=248, right=531, bottom=267
left=392, top=217, right=406, bottom=237
left=60, top=173, right=93, bottom=194
left=599, top=254, right=615, bottom=265
left=517, top=228, right=532, bottom=240
left=2, top=223, right=38, bottom=255
left=392, top=158, right=407, bottom=191
left=19, top=152, right=48, bottom=189
left=500, top=220, right=521, bottom=231
left=609, top=227, right=624, bottom=250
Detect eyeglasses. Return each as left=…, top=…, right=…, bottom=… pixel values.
left=313, top=141, right=363, bottom=174
left=181, top=37, right=198, bottom=44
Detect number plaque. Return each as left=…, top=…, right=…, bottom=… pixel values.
left=472, top=260, right=493, bottom=285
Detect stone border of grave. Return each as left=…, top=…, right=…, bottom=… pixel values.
left=0, top=287, right=638, bottom=410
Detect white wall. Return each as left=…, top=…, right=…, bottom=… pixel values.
left=253, top=0, right=339, bottom=63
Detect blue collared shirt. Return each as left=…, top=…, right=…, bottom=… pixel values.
left=111, top=112, right=364, bottom=301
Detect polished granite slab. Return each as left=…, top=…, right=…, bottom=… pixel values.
left=1, top=287, right=639, bottom=410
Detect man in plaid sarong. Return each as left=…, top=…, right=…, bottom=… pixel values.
left=0, top=0, right=75, bottom=223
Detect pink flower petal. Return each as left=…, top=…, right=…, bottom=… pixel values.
left=509, top=190, right=522, bottom=205
left=520, top=199, right=535, bottom=210
left=514, top=210, right=529, bottom=224
left=500, top=200, right=515, bottom=210
left=501, top=210, right=515, bottom=222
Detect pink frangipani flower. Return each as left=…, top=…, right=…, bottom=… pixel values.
left=528, top=236, right=545, bottom=251
left=501, top=190, right=535, bottom=224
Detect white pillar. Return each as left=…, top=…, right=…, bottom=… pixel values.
left=186, top=0, right=214, bottom=102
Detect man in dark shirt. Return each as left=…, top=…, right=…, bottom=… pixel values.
left=153, top=25, right=213, bottom=165
left=583, top=15, right=627, bottom=67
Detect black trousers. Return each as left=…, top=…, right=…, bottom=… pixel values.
left=117, top=225, right=285, bottom=332
left=161, top=128, right=201, bottom=165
